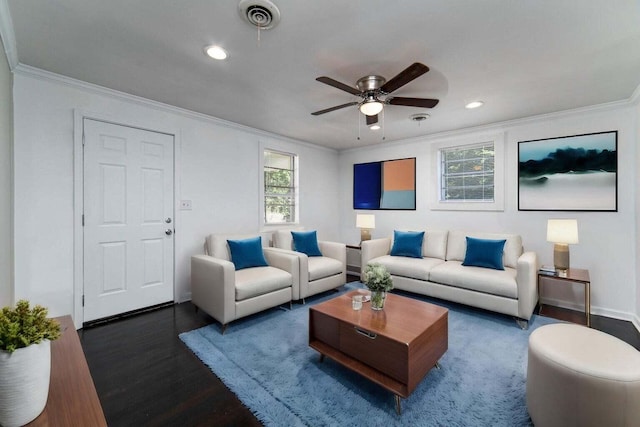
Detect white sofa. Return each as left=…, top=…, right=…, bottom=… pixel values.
left=272, top=229, right=346, bottom=302
left=361, top=230, right=538, bottom=327
left=191, top=233, right=300, bottom=333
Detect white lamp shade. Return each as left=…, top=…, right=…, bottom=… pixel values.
left=359, top=101, right=383, bottom=116
left=547, top=219, right=579, bottom=244
left=356, top=214, right=375, bottom=229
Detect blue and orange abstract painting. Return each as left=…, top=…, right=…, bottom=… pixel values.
left=354, top=158, right=416, bottom=210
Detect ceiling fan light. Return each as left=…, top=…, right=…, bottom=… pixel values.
left=465, top=100, right=484, bottom=109
left=369, top=124, right=381, bottom=130
left=205, top=45, right=228, bottom=60
left=359, top=100, right=383, bottom=116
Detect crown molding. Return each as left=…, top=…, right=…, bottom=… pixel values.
left=0, top=0, right=18, bottom=70
left=631, top=82, right=640, bottom=105
left=12, top=63, right=337, bottom=153
left=343, top=95, right=635, bottom=153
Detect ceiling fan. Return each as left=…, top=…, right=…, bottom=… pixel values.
left=311, top=62, right=439, bottom=125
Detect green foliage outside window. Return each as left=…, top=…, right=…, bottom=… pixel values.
left=441, top=143, right=495, bottom=201
left=264, top=150, right=296, bottom=224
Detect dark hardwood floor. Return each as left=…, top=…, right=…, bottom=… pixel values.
left=80, top=287, right=640, bottom=426
left=79, top=302, right=261, bottom=427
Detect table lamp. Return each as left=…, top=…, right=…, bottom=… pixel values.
left=546, top=219, right=579, bottom=271
left=356, top=214, right=375, bottom=242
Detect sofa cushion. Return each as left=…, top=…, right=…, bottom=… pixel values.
left=462, top=237, right=506, bottom=270
left=390, top=230, right=424, bottom=258
left=370, top=255, right=445, bottom=281
left=446, top=230, right=523, bottom=269
left=429, top=261, right=518, bottom=299
left=391, top=229, right=448, bottom=260
left=308, top=256, right=343, bottom=281
left=207, top=233, right=270, bottom=261
left=235, top=266, right=292, bottom=301
left=291, top=230, right=323, bottom=257
left=227, top=237, right=269, bottom=270
left=424, top=230, right=448, bottom=260
left=273, top=228, right=305, bottom=250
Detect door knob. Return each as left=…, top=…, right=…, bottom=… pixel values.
left=165, top=217, right=172, bottom=224
left=165, top=229, right=173, bottom=236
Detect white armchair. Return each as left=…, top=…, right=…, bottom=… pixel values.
left=272, top=229, right=346, bottom=303
left=191, top=233, right=299, bottom=333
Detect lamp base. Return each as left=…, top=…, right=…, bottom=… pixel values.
left=553, top=243, right=570, bottom=271
left=360, top=229, right=371, bottom=242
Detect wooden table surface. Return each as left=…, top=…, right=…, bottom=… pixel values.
left=27, top=315, right=107, bottom=426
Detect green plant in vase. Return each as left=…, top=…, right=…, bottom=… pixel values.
left=0, top=300, right=61, bottom=427
left=363, top=263, right=393, bottom=310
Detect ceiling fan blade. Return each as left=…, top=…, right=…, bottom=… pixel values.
left=387, top=97, right=439, bottom=108
left=311, top=102, right=359, bottom=116
left=316, top=77, right=362, bottom=95
left=380, top=63, right=429, bottom=94
left=366, top=114, right=378, bottom=126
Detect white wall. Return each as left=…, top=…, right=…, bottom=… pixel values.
left=339, top=103, right=637, bottom=321
left=636, top=97, right=640, bottom=329
left=12, top=69, right=340, bottom=321
left=0, top=36, right=12, bottom=307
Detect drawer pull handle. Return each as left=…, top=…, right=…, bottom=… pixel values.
left=354, top=327, right=377, bottom=340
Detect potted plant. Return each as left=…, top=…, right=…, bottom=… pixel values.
left=363, top=263, right=394, bottom=310
left=0, top=300, right=61, bottom=427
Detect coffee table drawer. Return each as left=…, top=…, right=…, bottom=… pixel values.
left=339, top=323, right=408, bottom=383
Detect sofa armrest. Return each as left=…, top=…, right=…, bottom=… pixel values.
left=320, top=240, right=347, bottom=286
left=191, top=254, right=236, bottom=325
left=360, top=238, right=391, bottom=275
left=319, top=241, right=347, bottom=266
left=263, top=248, right=301, bottom=299
left=516, top=251, right=539, bottom=320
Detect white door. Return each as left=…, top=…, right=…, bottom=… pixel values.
left=83, top=119, right=174, bottom=322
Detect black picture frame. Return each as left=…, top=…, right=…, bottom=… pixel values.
left=353, top=157, right=416, bottom=210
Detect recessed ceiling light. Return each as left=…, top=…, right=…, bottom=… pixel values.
left=369, top=124, right=381, bottom=131
left=465, top=101, right=484, bottom=109
left=205, top=45, right=228, bottom=60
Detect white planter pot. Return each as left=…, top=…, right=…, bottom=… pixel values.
left=0, top=340, right=51, bottom=427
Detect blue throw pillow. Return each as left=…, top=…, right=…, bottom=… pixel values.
left=291, top=230, right=323, bottom=257
left=390, top=230, right=424, bottom=258
left=227, top=237, right=269, bottom=270
left=462, top=237, right=506, bottom=270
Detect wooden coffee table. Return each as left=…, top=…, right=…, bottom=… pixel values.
left=309, top=290, right=448, bottom=414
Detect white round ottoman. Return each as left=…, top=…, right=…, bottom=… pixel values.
left=526, top=323, right=640, bottom=427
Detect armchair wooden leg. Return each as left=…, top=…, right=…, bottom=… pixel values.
left=221, top=324, right=228, bottom=334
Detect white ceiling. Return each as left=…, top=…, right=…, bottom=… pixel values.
left=4, top=0, right=640, bottom=150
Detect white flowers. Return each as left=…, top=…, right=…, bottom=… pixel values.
left=363, top=263, right=393, bottom=292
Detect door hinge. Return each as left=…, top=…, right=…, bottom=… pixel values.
left=82, top=214, right=84, bottom=226
left=82, top=295, right=85, bottom=307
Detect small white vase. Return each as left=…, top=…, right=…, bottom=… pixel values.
left=0, top=340, right=51, bottom=427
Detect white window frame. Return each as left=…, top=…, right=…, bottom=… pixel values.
left=261, top=147, right=299, bottom=226
left=429, top=133, right=504, bottom=211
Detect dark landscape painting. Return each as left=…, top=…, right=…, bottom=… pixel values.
left=518, top=131, right=617, bottom=211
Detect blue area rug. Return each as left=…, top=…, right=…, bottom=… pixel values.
left=180, top=283, right=557, bottom=426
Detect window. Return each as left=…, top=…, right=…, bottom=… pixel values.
left=430, top=134, right=504, bottom=211
left=440, top=142, right=494, bottom=202
left=263, top=149, right=297, bottom=224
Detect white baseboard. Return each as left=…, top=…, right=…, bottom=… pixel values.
left=540, top=296, right=635, bottom=323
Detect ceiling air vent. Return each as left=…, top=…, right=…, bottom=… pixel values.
left=411, top=113, right=430, bottom=122
left=238, top=0, right=281, bottom=30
